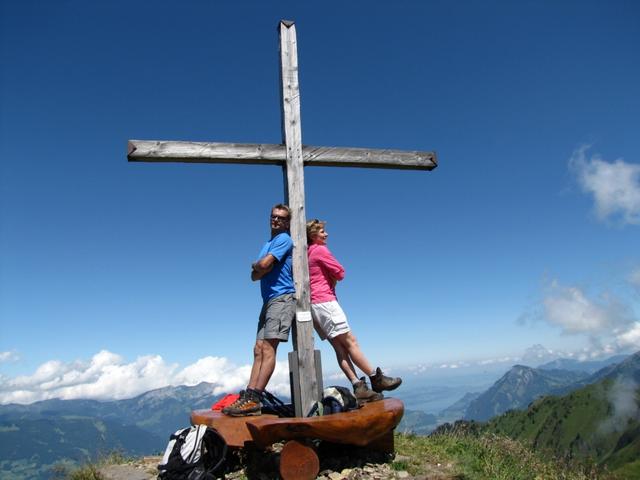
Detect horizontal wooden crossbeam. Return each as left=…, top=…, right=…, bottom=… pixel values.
left=127, top=140, right=437, bottom=170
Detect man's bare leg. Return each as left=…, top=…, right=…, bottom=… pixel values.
left=248, top=338, right=279, bottom=391
left=247, top=340, right=264, bottom=389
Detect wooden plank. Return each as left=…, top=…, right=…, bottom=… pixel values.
left=314, top=349, right=324, bottom=395
left=127, top=139, right=437, bottom=170
left=288, top=349, right=324, bottom=417
left=279, top=20, right=320, bottom=418
left=287, top=351, right=301, bottom=416
left=303, top=145, right=437, bottom=170
left=127, top=140, right=285, bottom=165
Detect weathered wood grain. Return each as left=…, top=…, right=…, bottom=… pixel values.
left=189, top=410, right=279, bottom=448
left=279, top=440, right=319, bottom=480
left=279, top=20, right=320, bottom=418
left=128, top=140, right=437, bottom=170
left=246, top=397, right=404, bottom=448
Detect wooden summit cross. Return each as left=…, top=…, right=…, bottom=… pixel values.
left=128, top=20, right=437, bottom=418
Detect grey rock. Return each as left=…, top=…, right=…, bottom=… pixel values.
left=98, top=464, right=154, bottom=480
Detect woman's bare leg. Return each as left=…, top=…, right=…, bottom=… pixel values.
left=329, top=334, right=359, bottom=383
left=341, top=332, right=374, bottom=376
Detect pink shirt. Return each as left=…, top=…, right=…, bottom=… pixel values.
left=307, top=243, right=345, bottom=304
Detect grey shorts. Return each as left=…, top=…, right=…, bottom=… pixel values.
left=257, top=293, right=295, bottom=341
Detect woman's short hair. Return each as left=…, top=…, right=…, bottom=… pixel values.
left=306, top=218, right=325, bottom=243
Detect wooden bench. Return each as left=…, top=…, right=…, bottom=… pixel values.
left=191, top=397, right=404, bottom=479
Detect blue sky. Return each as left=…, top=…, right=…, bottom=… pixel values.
left=1, top=0, right=639, bottom=404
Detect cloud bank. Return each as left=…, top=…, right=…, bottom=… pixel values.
left=569, top=145, right=640, bottom=225
left=537, top=276, right=640, bottom=356
left=0, top=350, right=290, bottom=405
left=599, top=378, right=640, bottom=434
left=543, top=280, right=634, bottom=335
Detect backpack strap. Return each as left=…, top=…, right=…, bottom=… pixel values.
left=158, top=428, right=192, bottom=473
left=257, top=390, right=295, bottom=417
left=202, top=427, right=228, bottom=476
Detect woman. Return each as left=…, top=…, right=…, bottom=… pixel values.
left=306, top=219, right=402, bottom=402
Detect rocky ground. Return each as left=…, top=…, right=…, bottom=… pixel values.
left=97, top=442, right=459, bottom=480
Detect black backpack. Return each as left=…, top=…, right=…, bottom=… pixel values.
left=158, top=425, right=227, bottom=480
left=322, top=386, right=358, bottom=414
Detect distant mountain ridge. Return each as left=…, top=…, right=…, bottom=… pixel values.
left=438, top=391, right=480, bottom=423
left=537, top=354, right=628, bottom=373
left=0, top=381, right=220, bottom=438
left=397, top=409, right=438, bottom=435
left=463, top=365, right=589, bottom=421
left=458, top=353, right=633, bottom=422
left=0, top=416, right=163, bottom=464
left=0, top=382, right=223, bottom=480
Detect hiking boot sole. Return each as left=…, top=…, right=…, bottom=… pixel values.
left=372, top=379, right=402, bottom=393
left=228, top=410, right=261, bottom=417
left=357, top=392, right=384, bottom=405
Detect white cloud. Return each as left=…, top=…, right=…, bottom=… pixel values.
left=535, top=279, right=639, bottom=355
left=477, top=356, right=518, bottom=366
left=569, top=145, right=640, bottom=225
left=0, top=351, right=20, bottom=364
left=521, top=344, right=560, bottom=364
left=577, top=342, right=619, bottom=360
left=617, top=323, right=640, bottom=348
left=599, top=378, right=640, bottom=434
left=0, top=350, right=291, bottom=405
left=437, top=362, right=472, bottom=369
left=543, top=280, right=634, bottom=334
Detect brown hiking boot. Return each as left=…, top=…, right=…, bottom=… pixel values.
left=370, top=367, right=402, bottom=393
left=226, top=397, right=261, bottom=416
left=353, top=377, right=383, bottom=404
left=221, top=390, right=245, bottom=415
left=223, top=390, right=262, bottom=416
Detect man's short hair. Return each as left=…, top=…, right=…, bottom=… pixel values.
left=272, top=203, right=291, bottom=219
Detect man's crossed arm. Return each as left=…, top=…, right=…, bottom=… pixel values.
left=251, top=254, right=276, bottom=281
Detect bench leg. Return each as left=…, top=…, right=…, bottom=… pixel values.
left=279, top=439, right=319, bottom=480
left=365, top=429, right=395, bottom=454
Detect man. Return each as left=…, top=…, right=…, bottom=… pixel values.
left=223, top=204, right=296, bottom=416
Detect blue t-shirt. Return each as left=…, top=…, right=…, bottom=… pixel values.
left=257, top=232, right=295, bottom=302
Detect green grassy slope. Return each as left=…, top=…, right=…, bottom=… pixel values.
left=484, top=378, right=639, bottom=477
left=395, top=431, right=602, bottom=480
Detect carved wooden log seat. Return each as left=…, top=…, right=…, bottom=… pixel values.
left=191, top=398, right=404, bottom=480
left=191, top=397, right=403, bottom=449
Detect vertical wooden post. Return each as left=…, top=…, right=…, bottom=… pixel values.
left=279, top=20, right=320, bottom=416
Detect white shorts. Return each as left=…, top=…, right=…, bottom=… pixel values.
left=311, top=301, right=351, bottom=341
